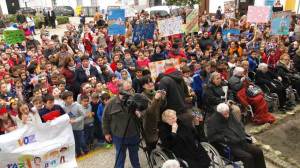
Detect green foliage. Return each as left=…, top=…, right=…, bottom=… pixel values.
left=56, top=16, right=69, bottom=25
left=166, top=0, right=200, bottom=7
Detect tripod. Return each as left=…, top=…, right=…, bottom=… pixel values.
left=113, top=108, right=153, bottom=168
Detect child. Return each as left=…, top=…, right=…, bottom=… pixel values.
left=61, top=91, right=88, bottom=157
left=0, top=107, right=17, bottom=134
left=38, top=94, right=65, bottom=122
left=16, top=103, right=42, bottom=127
left=31, top=96, right=44, bottom=114
left=80, top=95, right=95, bottom=150
left=90, top=93, right=101, bottom=144
left=97, top=93, right=111, bottom=147
left=52, top=87, right=64, bottom=107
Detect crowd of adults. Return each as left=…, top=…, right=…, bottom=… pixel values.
left=0, top=2, right=300, bottom=168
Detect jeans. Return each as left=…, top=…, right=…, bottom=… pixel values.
left=113, top=135, right=140, bottom=168
left=73, top=130, right=88, bottom=155
left=84, top=123, right=95, bottom=146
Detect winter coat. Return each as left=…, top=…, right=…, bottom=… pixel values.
left=203, top=83, right=225, bottom=116
left=158, top=68, right=189, bottom=114
left=158, top=120, right=211, bottom=168
left=74, top=65, right=103, bottom=92
left=199, top=37, right=214, bottom=51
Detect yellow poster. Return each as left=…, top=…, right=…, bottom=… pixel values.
left=285, top=0, right=296, bottom=11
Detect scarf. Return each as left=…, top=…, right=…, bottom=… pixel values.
left=82, top=64, right=91, bottom=77
left=68, top=65, right=76, bottom=72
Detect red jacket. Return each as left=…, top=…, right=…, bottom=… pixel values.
left=168, top=49, right=187, bottom=59
left=83, top=33, right=93, bottom=55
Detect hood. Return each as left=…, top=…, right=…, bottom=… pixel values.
left=164, top=67, right=184, bottom=82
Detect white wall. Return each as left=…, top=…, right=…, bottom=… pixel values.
left=0, top=0, right=8, bottom=15
left=209, top=0, right=226, bottom=14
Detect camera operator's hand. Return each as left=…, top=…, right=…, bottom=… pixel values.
left=171, top=123, right=178, bottom=133
left=105, top=134, right=112, bottom=142
left=154, top=92, right=162, bottom=100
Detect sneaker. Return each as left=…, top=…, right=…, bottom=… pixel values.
left=105, top=143, right=113, bottom=149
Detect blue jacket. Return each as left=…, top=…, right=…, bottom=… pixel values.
left=97, top=103, right=105, bottom=123
left=192, top=72, right=204, bottom=103
left=248, top=55, right=258, bottom=72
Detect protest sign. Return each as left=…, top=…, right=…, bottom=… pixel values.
left=132, top=22, right=155, bottom=43
left=3, top=29, right=25, bottom=45
left=0, top=115, right=77, bottom=168
left=224, top=0, right=235, bottom=18
left=185, top=8, right=199, bottom=34
left=271, top=11, right=291, bottom=35
left=157, top=17, right=183, bottom=37
left=222, top=29, right=240, bottom=42
left=247, top=6, right=271, bottom=23
left=265, top=0, right=275, bottom=6
left=285, top=0, right=296, bottom=11
left=107, top=9, right=126, bottom=35
left=148, top=58, right=180, bottom=80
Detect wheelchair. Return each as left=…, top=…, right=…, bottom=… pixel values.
left=150, top=141, right=243, bottom=168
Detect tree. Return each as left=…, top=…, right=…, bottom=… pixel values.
left=166, top=0, right=201, bottom=7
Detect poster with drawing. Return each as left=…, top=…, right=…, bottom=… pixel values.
left=247, top=6, right=271, bottom=23
left=157, top=17, right=183, bottom=37
left=224, top=0, right=235, bottom=18
left=271, top=11, right=291, bottom=35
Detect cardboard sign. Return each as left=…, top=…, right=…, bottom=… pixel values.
left=222, top=29, right=240, bottom=42
left=107, top=9, right=126, bottom=35
left=148, top=58, right=180, bottom=80
left=271, top=11, right=292, bottom=35
left=3, top=29, right=25, bottom=44
left=157, top=17, right=183, bottom=37
left=247, top=6, right=271, bottom=23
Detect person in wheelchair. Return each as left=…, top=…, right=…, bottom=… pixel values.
left=207, top=103, right=267, bottom=168
left=158, top=109, right=211, bottom=168
left=275, top=53, right=300, bottom=99
left=255, top=63, right=291, bottom=112
left=228, top=67, right=275, bottom=124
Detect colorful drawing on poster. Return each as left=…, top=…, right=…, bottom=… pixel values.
left=157, top=17, right=183, bottom=37
left=271, top=11, right=291, bottom=35
left=247, top=6, right=271, bottom=23
left=132, top=22, right=155, bottom=43
left=222, top=29, right=240, bottom=42
left=185, top=8, right=199, bottom=34
left=224, top=0, right=235, bottom=18
left=107, top=9, right=126, bottom=35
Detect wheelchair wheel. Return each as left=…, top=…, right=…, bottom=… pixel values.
left=201, top=142, right=225, bottom=168
left=150, top=149, right=170, bottom=168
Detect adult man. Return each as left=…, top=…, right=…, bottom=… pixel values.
left=158, top=62, right=194, bottom=126
left=207, top=103, right=266, bottom=168
left=48, top=8, right=56, bottom=29
left=102, top=81, right=140, bottom=168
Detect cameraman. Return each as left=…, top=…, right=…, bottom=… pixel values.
left=102, top=81, right=140, bottom=168
left=139, top=76, right=166, bottom=155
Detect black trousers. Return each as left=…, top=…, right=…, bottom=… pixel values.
left=230, top=143, right=266, bottom=168
left=269, top=83, right=286, bottom=107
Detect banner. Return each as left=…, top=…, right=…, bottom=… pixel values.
left=157, top=17, right=183, bottom=37
left=3, top=29, right=25, bottom=45
left=148, top=58, right=180, bottom=80
left=247, top=6, right=271, bottom=23
left=132, top=22, right=155, bottom=43
left=185, top=8, right=199, bottom=34
left=107, top=9, right=126, bottom=35
left=0, top=115, right=77, bottom=168
left=224, top=0, right=235, bottom=18
left=271, top=11, right=291, bottom=35
left=222, top=29, right=240, bottom=42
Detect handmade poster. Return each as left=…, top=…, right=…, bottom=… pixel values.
left=185, top=8, right=199, bottom=34
left=247, top=6, right=271, bottom=23
left=285, top=0, right=296, bottom=11
left=0, top=115, right=77, bottom=168
left=148, top=58, right=180, bottom=80
left=265, top=0, right=275, bottom=6
left=224, top=0, right=235, bottom=18
left=132, top=22, right=155, bottom=43
left=107, top=9, right=126, bottom=35
left=222, top=29, right=240, bottom=42
left=157, top=17, right=183, bottom=37
left=271, top=11, right=291, bottom=35
left=3, top=29, right=25, bottom=44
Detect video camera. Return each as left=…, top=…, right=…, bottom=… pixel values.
left=119, top=91, right=149, bottom=112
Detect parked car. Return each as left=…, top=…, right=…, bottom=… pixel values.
left=53, top=6, right=75, bottom=16
left=17, top=7, right=37, bottom=15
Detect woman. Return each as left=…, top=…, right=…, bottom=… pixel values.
left=158, top=109, right=211, bottom=168
left=61, top=55, right=76, bottom=95
left=228, top=41, right=243, bottom=59
left=150, top=45, right=167, bottom=62
left=255, top=63, right=289, bottom=111
left=275, top=53, right=300, bottom=96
